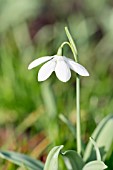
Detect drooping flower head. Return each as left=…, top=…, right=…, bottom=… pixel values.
left=28, top=55, right=89, bottom=82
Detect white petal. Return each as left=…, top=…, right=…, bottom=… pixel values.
left=28, top=56, right=53, bottom=70
left=38, top=59, right=56, bottom=81
left=65, top=57, right=89, bottom=76
left=55, top=60, right=71, bottom=82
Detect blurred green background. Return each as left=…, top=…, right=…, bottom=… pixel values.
left=0, top=0, right=113, bottom=169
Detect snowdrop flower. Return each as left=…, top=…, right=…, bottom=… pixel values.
left=28, top=55, right=89, bottom=82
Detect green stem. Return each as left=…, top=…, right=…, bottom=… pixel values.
left=65, top=27, right=82, bottom=155
left=76, top=74, right=81, bottom=155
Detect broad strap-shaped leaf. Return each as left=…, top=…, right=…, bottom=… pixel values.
left=62, top=150, right=84, bottom=170
left=83, top=114, right=113, bottom=162
left=83, top=160, right=107, bottom=170
left=0, top=150, right=44, bottom=170
left=90, top=137, right=101, bottom=161
left=44, top=145, right=64, bottom=170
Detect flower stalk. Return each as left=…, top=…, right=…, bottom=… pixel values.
left=76, top=74, right=81, bottom=154
left=65, top=27, right=82, bottom=155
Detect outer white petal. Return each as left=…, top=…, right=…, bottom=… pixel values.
left=28, top=56, right=53, bottom=70
left=55, top=60, right=71, bottom=82
left=65, top=57, right=89, bottom=76
left=38, top=59, right=56, bottom=81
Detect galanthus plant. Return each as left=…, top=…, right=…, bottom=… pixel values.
left=27, top=27, right=108, bottom=170
left=0, top=27, right=112, bottom=170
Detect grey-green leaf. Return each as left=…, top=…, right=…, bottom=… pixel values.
left=83, top=114, right=113, bottom=162
left=0, top=150, right=44, bottom=170
left=62, top=150, right=84, bottom=170
left=83, top=160, right=107, bottom=170
left=90, top=137, right=101, bottom=161
left=44, top=145, right=64, bottom=170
